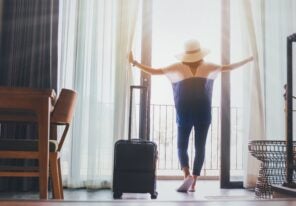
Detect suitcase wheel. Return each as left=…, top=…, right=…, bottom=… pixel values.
left=150, top=191, right=158, bottom=199
left=113, top=192, right=122, bottom=199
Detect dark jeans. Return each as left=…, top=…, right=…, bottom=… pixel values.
left=177, top=122, right=210, bottom=176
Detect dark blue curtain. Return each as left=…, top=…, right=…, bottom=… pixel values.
left=0, top=0, right=59, bottom=192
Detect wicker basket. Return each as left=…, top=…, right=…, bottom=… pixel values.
left=248, top=140, right=296, bottom=198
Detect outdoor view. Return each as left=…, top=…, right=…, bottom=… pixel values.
left=147, top=0, right=245, bottom=179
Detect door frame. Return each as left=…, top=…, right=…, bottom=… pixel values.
left=139, top=0, right=153, bottom=140
left=220, top=0, right=243, bottom=188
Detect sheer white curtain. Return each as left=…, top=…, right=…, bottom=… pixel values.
left=264, top=0, right=296, bottom=139
left=113, top=0, right=140, bottom=145
left=58, top=0, right=140, bottom=188
left=238, top=0, right=266, bottom=188
left=235, top=0, right=296, bottom=188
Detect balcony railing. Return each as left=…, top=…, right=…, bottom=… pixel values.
left=136, top=104, right=244, bottom=178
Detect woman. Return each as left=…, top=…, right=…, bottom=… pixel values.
left=129, top=39, right=253, bottom=192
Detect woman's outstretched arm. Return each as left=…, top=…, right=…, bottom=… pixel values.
left=219, top=56, right=254, bottom=72
left=128, top=52, right=163, bottom=75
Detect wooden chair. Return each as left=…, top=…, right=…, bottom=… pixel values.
left=49, top=88, right=77, bottom=199
left=0, top=88, right=77, bottom=199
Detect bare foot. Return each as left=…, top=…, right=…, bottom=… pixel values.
left=188, top=183, right=195, bottom=192
left=188, top=176, right=197, bottom=192
left=176, top=176, right=194, bottom=192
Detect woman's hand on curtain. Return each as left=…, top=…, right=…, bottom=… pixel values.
left=220, top=56, right=254, bottom=72
left=128, top=51, right=163, bottom=75
left=128, top=51, right=136, bottom=66
left=245, top=56, right=254, bottom=63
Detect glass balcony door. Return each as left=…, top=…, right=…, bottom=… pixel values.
left=139, top=0, right=245, bottom=188
left=149, top=0, right=223, bottom=178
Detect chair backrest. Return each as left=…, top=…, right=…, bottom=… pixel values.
left=51, top=89, right=77, bottom=124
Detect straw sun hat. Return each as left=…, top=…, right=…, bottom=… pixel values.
left=175, top=39, right=210, bottom=63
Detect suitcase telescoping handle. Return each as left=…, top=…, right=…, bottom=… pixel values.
left=128, top=85, right=148, bottom=140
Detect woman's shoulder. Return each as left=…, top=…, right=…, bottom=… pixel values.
left=200, top=61, right=218, bottom=68
left=166, top=62, right=184, bottom=68
left=199, top=62, right=221, bottom=72
left=162, top=62, right=184, bottom=71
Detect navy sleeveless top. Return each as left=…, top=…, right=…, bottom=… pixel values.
left=172, top=77, right=214, bottom=126
left=162, top=63, right=216, bottom=126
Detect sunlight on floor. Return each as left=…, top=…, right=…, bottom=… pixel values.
left=0, top=180, right=255, bottom=201
left=63, top=180, right=255, bottom=201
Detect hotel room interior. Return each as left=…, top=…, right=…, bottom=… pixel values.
left=0, top=0, right=295, bottom=205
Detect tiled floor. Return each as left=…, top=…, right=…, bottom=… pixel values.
left=0, top=180, right=256, bottom=201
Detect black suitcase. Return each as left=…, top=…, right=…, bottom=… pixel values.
left=112, top=86, right=158, bottom=199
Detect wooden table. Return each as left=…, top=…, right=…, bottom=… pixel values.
left=0, top=87, right=56, bottom=199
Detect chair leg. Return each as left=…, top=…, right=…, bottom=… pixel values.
left=50, top=154, right=62, bottom=199
left=57, top=158, right=64, bottom=199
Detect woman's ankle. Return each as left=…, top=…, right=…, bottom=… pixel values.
left=182, top=167, right=190, bottom=178
left=191, top=175, right=198, bottom=188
